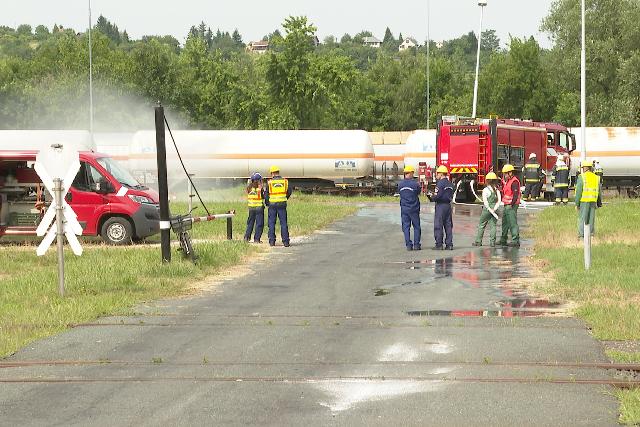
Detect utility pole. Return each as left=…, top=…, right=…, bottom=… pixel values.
left=155, top=104, right=171, bottom=263
left=88, top=0, right=94, bottom=137
left=472, top=1, right=487, bottom=119
left=426, top=0, right=430, bottom=129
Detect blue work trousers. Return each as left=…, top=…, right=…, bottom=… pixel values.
left=268, top=204, right=290, bottom=245
left=401, top=209, right=421, bottom=248
left=434, top=203, right=453, bottom=247
left=244, top=207, right=264, bottom=242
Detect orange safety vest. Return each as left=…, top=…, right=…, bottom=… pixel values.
left=501, top=175, right=521, bottom=206
left=268, top=178, right=288, bottom=203
left=247, top=187, right=263, bottom=208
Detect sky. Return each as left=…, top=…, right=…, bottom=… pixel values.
left=1, top=0, right=556, bottom=48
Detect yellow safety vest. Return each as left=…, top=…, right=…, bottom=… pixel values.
left=580, top=171, right=600, bottom=203
left=247, top=187, right=263, bottom=208
left=268, top=178, right=288, bottom=203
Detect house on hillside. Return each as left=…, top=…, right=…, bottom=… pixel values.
left=399, top=37, right=418, bottom=51
left=362, top=36, right=382, bottom=48
left=246, top=40, right=269, bottom=54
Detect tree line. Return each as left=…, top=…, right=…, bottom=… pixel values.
left=0, top=0, right=638, bottom=131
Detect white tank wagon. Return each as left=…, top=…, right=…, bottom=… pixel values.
left=0, top=130, right=95, bottom=152
left=402, top=130, right=437, bottom=171
left=372, top=144, right=405, bottom=178
left=569, top=127, right=640, bottom=187
left=116, top=130, right=374, bottom=182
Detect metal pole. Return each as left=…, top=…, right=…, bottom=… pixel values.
left=88, top=0, right=94, bottom=137
left=187, top=173, right=195, bottom=212
left=584, top=223, right=591, bottom=269
left=155, top=104, right=171, bottom=263
left=472, top=3, right=485, bottom=119
left=226, top=212, right=233, bottom=240
left=580, top=0, right=587, bottom=162
left=426, top=0, right=430, bottom=129
left=54, top=178, right=65, bottom=297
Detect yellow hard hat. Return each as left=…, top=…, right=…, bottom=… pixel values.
left=403, top=165, right=415, bottom=173
left=436, top=165, right=448, bottom=174
left=581, top=160, right=593, bottom=168
left=485, top=172, right=498, bottom=180
left=269, top=166, right=280, bottom=173
left=502, top=164, right=515, bottom=173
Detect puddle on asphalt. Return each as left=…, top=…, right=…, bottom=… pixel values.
left=374, top=289, right=391, bottom=297
left=407, top=297, right=563, bottom=318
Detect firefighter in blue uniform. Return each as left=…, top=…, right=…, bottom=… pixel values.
left=244, top=172, right=265, bottom=243
left=398, top=165, right=421, bottom=251
left=430, top=165, right=454, bottom=250
left=265, top=166, right=293, bottom=247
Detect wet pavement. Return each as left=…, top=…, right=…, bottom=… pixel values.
left=0, top=203, right=620, bottom=426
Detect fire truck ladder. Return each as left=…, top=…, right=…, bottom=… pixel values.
left=477, top=131, right=488, bottom=185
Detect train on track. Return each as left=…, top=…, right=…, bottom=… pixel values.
left=1, top=126, right=639, bottom=197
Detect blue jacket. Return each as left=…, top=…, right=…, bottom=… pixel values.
left=432, top=177, right=454, bottom=204
left=398, top=178, right=421, bottom=212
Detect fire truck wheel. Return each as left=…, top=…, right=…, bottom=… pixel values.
left=101, top=217, right=133, bottom=245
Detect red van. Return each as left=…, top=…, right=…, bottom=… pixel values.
left=0, top=149, right=160, bottom=244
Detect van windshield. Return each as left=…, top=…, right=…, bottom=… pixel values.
left=97, top=157, right=145, bottom=189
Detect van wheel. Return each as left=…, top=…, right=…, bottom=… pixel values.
left=101, top=217, right=133, bottom=245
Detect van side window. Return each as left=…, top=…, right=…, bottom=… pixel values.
left=72, top=162, right=104, bottom=192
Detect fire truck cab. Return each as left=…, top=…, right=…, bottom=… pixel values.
left=436, top=116, right=575, bottom=202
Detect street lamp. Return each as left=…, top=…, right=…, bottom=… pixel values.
left=426, top=0, right=430, bottom=129
left=472, top=0, right=487, bottom=119
left=580, top=0, right=586, bottom=163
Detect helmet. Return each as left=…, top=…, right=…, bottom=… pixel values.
left=502, top=164, right=515, bottom=173
left=529, top=153, right=536, bottom=159
left=581, top=160, right=593, bottom=168
left=436, top=165, right=448, bottom=174
left=269, top=166, right=280, bottom=174
left=485, top=172, right=498, bottom=180
left=250, top=172, right=262, bottom=181
left=403, top=165, right=415, bottom=173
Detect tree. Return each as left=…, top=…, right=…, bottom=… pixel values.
left=232, top=29, right=243, bottom=46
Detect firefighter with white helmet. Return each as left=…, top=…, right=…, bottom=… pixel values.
left=473, top=172, right=501, bottom=247
left=551, top=157, right=570, bottom=204
left=430, top=165, right=454, bottom=250
left=575, top=160, right=602, bottom=238
left=398, top=165, right=421, bottom=250
left=499, top=164, right=521, bottom=248
left=244, top=172, right=265, bottom=243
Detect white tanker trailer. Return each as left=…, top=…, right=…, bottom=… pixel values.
left=402, top=130, right=437, bottom=171
left=101, top=130, right=374, bottom=186
left=372, top=144, right=405, bottom=178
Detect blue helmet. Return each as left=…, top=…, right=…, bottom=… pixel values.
left=250, top=172, right=262, bottom=181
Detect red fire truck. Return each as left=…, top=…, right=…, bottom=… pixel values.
left=436, top=116, right=576, bottom=202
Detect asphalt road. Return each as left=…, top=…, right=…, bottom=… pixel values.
left=0, top=203, right=620, bottom=426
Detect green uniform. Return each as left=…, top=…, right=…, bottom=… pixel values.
left=475, top=186, right=499, bottom=245
left=575, top=171, right=602, bottom=237
left=501, top=205, right=520, bottom=245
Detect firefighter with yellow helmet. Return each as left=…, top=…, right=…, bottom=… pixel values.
left=398, top=165, right=422, bottom=250
left=575, top=160, right=602, bottom=238
left=265, top=166, right=293, bottom=247
left=473, top=172, right=501, bottom=247
left=430, top=165, right=454, bottom=250
left=499, top=164, right=521, bottom=248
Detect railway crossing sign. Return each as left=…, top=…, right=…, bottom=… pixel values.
left=34, top=144, right=83, bottom=297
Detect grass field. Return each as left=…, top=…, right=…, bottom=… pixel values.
left=529, top=199, right=640, bottom=424
left=0, top=189, right=358, bottom=358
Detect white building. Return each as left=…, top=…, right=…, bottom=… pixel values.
left=399, top=37, right=418, bottom=51
left=362, top=36, right=382, bottom=48
left=246, top=40, right=269, bottom=54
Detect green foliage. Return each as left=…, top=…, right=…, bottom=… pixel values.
left=0, top=9, right=638, bottom=131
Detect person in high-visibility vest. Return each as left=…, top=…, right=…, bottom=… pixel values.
left=522, top=153, right=543, bottom=201
left=398, top=165, right=421, bottom=251
left=575, top=160, right=602, bottom=238
left=473, top=172, right=501, bottom=247
left=244, top=172, right=265, bottom=243
left=499, top=164, right=521, bottom=248
left=593, top=159, right=604, bottom=178
left=429, top=165, right=454, bottom=250
left=265, top=166, right=293, bottom=247
left=551, top=157, right=570, bottom=205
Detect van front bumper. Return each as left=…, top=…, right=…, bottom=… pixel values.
left=131, top=204, right=160, bottom=239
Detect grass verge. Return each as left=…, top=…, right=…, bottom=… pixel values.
left=529, top=199, right=640, bottom=424
left=0, top=191, right=358, bottom=358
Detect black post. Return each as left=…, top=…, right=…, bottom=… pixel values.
left=155, top=104, right=171, bottom=263
left=226, top=212, right=233, bottom=240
